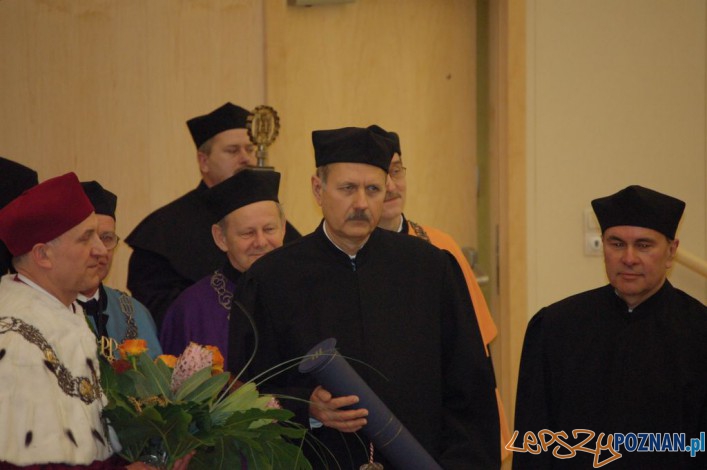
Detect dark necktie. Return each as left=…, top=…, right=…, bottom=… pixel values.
left=80, top=298, right=99, bottom=315
left=79, top=299, right=103, bottom=336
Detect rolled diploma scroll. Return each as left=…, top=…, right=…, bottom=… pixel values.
left=298, top=338, right=442, bottom=470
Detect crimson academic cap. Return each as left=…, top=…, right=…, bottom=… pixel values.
left=0, top=172, right=95, bottom=256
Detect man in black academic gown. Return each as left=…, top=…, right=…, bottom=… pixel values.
left=229, top=126, right=500, bottom=469
left=512, top=186, right=707, bottom=469
left=0, top=157, right=38, bottom=274
left=125, top=102, right=300, bottom=327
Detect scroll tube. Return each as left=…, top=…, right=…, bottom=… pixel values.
left=298, top=338, right=441, bottom=470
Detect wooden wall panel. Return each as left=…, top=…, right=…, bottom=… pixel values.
left=1, top=0, right=477, bottom=293
left=0, top=0, right=265, bottom=290
left=263, top=0, right=478, bottom=246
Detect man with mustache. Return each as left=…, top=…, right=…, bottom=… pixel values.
left=229, top=126, right=500, bottom=469
left=513, top=186, right=707, bottom=469
left=376, top=130, right=511, bottom=461
left=160, top=169, right=285, bottom=370
left=125, top=102, right=301, bottom=328
left=77, top=181, right=162, bottom=357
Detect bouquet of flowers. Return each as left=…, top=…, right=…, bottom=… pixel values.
left=100, top=339, right=311, bottom=469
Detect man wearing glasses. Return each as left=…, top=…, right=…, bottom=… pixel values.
left=78, top=181, right=162, bottom=357
left=376, top=131, right=498, bottom=351
left=375, top=130, right=511, bottom=461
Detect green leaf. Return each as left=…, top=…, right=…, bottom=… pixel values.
left=210, top=382, right=260, bottom=424
left=181, top=371, right=230, bottom=403
left=159, top=405, right=201, bottom=460
left=104, top=406, right=164, bottom=462
left=116, top=354, right=171, bottom=400
left=137, top=353, right=174, bottom=401
left=100, top=356, right=138, bottom=399
left=189, top=436, right=245, bottom=470
left=174, top=367, right=212, bottom=401
left=101, top=352, right=311, bottom=469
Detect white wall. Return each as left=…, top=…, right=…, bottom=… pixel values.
left=526, top=0, right=707, bottom=316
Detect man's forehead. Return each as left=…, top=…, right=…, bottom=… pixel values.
left=327, top=162, right=387, bottom=178
left=95, top=213, right=116, bottom=230
left=604, top=225, right=666, bottom=241
left=213, top=128, right=251, bottom=142
left=229, top=200, right=280, bottom=221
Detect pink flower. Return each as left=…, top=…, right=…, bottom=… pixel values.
left=266, top=397, right=282, bottom=409
left=170, top=342, right=214, bottom=392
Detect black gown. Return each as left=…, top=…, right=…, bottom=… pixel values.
left=229, top=222, right=500, bottom=470
left=512, top=281, right=707, bottom=469
left=125, top=181, right=301, bottom=328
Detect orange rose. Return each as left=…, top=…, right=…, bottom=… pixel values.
left=118, top=339, right=149, bottom=359
left=156, top=354, right=178, bottom=368
left=205, top=345, right=224, bottom=375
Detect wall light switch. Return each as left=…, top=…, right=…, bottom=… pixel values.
left=584, top=208, right=602, bottom=256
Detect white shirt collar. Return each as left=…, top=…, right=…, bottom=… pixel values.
left=322, top=220, right=367, bottom=259
left=77, top=289, right=100, bottom=303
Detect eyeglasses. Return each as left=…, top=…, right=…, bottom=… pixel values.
left=389, top=164, right=407, bottom=181
left=99, top=232, right=120, bottom=250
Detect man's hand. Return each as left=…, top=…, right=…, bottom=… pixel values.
left=309, top=385, right=368, bottom=432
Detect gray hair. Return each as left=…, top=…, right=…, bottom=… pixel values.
left=316, top=165, right=330, bottom=185
left=198, top=137, right=214, bottom=155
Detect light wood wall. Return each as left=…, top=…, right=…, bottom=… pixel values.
left=486, top=1, right=527, bottom=463
left=0, top=0, right=266, bottom=289
left=0, top=0, right=478, bottom=297
left=263, top=0, right=478, bottom=241
left=526, top=0, right=707, bottom=313
left=487, top=2, right=707, bottom=460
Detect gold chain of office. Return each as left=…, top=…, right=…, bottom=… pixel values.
left=0, top=316, right=102, bottom=404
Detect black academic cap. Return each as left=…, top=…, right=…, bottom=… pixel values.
left=367, top=125, right=402, bottom=157
left=0, top=157, right=38, bottom=274
left=186, top=102, right=251, bottom=149
left=81, top=181, right=117, bottom=220
left=388, top=131, right=401, bottom=156
left=0, top=157, right=38, bottom=209
left=202, top=169, right=281, bottom=223
left=312, top=125, right=394, bottom=172
left=591, top=185, right=685, bottom=239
